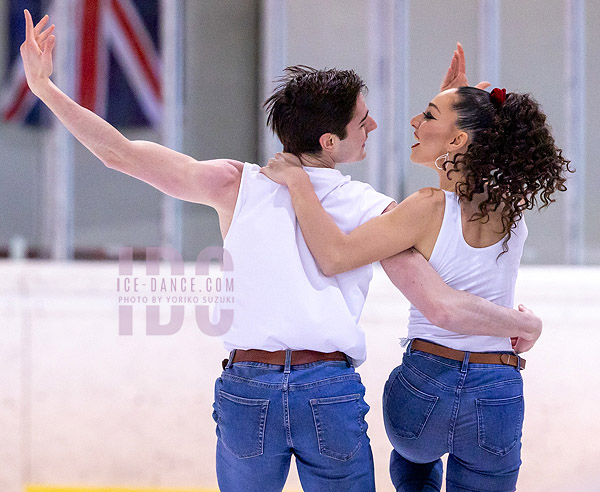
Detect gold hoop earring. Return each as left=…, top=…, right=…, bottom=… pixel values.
left=435, top=152, right=449, bottom=171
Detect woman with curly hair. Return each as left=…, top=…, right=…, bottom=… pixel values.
left=260, top=85, right=571, bottom=491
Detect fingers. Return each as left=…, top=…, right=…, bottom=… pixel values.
left=34, top=14, right=49, bottom=36
left=475, top=81, right=491, bottom=90
left=24, top=9, right=35, bottom=39
left=37, top=24, right=55, bottom=45
left=450, top=53, right=458, bottom=75
left=456, top=42, right=466, bottom=73
left=448, top=51, right=458, bottom=78
left=23, top=10, right=54, bottom=50
left=41, top=34, right=56, bottom=58
left=441, top=49, right=460, bottom=91
left=269, top=152, right=285, bottom=165
left=268, top=152, right=302, bottom=169
left=440, top=67, right=452, bottom=88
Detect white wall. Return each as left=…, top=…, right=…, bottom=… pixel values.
left=0, top=0, right=598, bottom=261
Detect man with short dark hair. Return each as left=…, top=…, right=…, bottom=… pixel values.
left=21, top=12, right=540, bottom=492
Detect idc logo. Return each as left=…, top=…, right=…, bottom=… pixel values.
left=117, top=246, right=234, bottom=336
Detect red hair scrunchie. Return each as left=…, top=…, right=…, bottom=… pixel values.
left=490, top=88, right=507, bottom=107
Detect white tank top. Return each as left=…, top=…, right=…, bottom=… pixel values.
left=407, top=190, right=528, bottom=352
left=221, top=163, right=393, bottom=366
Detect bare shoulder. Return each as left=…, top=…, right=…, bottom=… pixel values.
left=400, top=187, right=445, bottom=212
left=192, top=158, right=244, bottom=190
left=177, top=158, right=244, bottom=211
left=415, top=186, right=445, bottom=200
left=218, top=160, right=244, bottom=196
left=201, top=158, right=244, bottom=175
left=410, top=188, right=446, bottom=259
left=204, top=158, right=244, bottom=198
left=221, top=159, right=244, bottom=173
left=381, top=187, right=445, bottom=231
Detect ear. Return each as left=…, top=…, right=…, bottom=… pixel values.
left=319, top=132, right=338, bottom=153
left=449, top=130, right=469, bottom=152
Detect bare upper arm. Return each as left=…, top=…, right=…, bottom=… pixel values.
left=322, top=188, right=443, bottom=275
left=113, top=140, right=243, bottom=215
left=374, top=187, right=444, bottom=252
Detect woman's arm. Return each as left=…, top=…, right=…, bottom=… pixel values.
left=260, top=160, right=441, bottom=275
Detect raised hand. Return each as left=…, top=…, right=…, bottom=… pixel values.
left=440, top=42, right=490, bottom=92
left=259, top=152, right=306, bottom=186
left=20, top=9, right=56, bottom=95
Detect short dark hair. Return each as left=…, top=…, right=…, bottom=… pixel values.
left=264, top=66, right=366, bottom=155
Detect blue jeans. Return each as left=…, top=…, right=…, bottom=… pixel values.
left=382, top=340, right=524, bottom=492
left=212, top=350, right=375, bottom=492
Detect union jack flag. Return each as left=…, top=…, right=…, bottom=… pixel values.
left=1, top=0, right=162, bottom=127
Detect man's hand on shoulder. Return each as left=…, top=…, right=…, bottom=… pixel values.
left=260, top=152, right=307, bottom=187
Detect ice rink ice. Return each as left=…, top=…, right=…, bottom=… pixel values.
left=0, top=261, right=598, bottom=492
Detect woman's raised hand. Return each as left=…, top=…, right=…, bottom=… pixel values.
left=260, top=152, right=306, bottom=186
left=20, top=10, right=56, bottom=95
left=440, top=42, right=490, bottom=92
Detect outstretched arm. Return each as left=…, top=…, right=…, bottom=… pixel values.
left=20, top=10, right=241, bottom=214
left=380, top=249, right=542, bottom=353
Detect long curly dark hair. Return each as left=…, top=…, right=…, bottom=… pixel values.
left=444, top=86, right=573, bottom=255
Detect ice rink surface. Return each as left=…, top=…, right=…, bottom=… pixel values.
left=0, top=261, right=598, bottom=492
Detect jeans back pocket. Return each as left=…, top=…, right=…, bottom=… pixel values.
left=476, top=395, right=524, bottom=456
left=217, top=390, right=269, bottom=459
left=310, top=393, right=366, bottom=461
left=383, top=372, right=438, bottom=440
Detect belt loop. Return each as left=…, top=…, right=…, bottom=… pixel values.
left=461, top=351, right=470, bottom=373
left=284, top=349, right=292, bottom=374
left=224, top=349, right=236, bottom=369
left=516, top=355, right=522, bottom=372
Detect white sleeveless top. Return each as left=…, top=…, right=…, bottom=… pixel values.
left=407, top=190, right=528, bottom=352
left=221, top=163, right=393, bottom=366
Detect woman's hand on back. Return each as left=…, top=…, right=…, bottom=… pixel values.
left=260, top=152, right=307, bottom=187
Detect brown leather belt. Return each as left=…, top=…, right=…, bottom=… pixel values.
left=411, top=339, right=526, bottom=370
left=224, top=349, right=347, bottom=369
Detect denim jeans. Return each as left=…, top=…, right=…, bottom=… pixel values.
left=212, top=350, right=375, bottom=492
left=382, top=340, right=524, bottom=492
